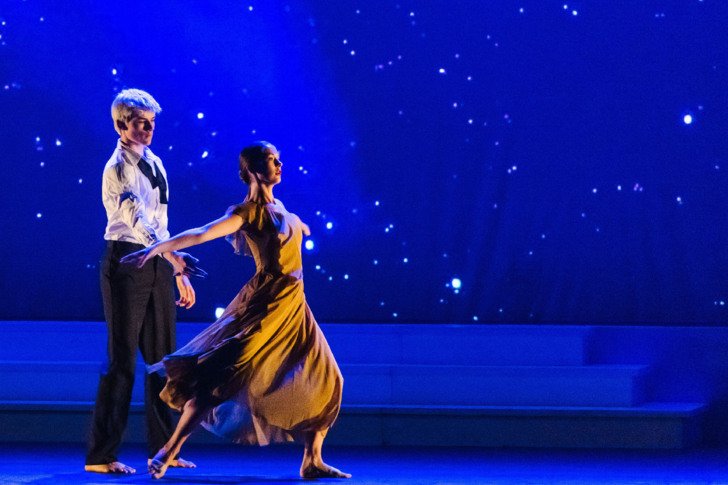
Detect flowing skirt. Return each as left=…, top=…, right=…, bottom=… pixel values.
left=151, top=272, right=343, bottom=445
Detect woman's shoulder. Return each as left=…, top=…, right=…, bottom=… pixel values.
left=226, top=200, right=257, bottom=220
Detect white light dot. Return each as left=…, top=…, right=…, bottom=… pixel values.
left=248, top=5, right=253, bottom=11
left=344, top=274, right=349, bottom=280
left=592, top=188, right=598, bottom=194
left=197, top=112, right=204, bottom=119
left=350, top=50, right=356, bottom=56
left=304, top=240, right=314, bottom=250
left=111, top=68, right=117, bottom=75
left=676, top=196, right=683, bottom=204
left=563, top=4, right=569, bottom=9
left=326, top=222, right=333, bottom=230
left=473, top=315, right=479, bottom=321
left=373, top=259, right=379, bottom=265
left=55, top=139, right=62, bottom=146
left=617, top=185, right=622, bottom=191
left=36, top=212, right=42, bottom=219
left=375, top=200, right=380, bottom=206
left=215, top=307, right=225, bottom=318
left=519, top=7, right=524, bottom=13
left=451, top=278, right=462, bottom=289
left=571, top=10, right=578, bottom=16
left=201, top=150, right=209, bottom=159
left=315, top=265, right=321, bottom=270
left=683, top=114, right=693, bottom=125
left=392, top=312, right=398, bottom=318
left=438, top=68, right=446, bottom=74
left=403, top=257, right=409, bottom=263
left=409, top=11, right=415, bottom=17
left=78, top=178, right=83, bottom=184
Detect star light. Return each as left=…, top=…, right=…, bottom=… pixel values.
left=305, top=240, right=315, bottom=250
left=683, top=114, right=693, bottom=125
left=451, top=277, right=462, bottom=289
left=36, top=213, right=42, bottom=218
left=197, top=112, right=204, bottom=119
left=326, top=222, right=333, bottom=230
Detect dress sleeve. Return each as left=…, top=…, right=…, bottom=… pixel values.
left=224, top=202, right=253, bottom=256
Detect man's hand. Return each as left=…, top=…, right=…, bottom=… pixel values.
left=164, top=251, right=208, bottom=278
left=175, top=275, right=196, bottom=309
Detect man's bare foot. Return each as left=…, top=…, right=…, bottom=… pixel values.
left=300, top=462, right=351, bottom=479
left=84, top=461, right=136, bottom=474
left=148, top=457, right=196, bottom=468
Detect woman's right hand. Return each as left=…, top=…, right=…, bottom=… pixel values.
left=120, top=247, right=155, bottom=268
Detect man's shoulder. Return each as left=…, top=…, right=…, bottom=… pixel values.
left=103, top=147, right=133, bottom=179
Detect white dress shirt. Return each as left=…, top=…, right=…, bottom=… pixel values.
left=102, top=139, right=170, bottom=246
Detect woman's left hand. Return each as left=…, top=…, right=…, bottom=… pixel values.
left=120, top=248, right=154, bottom=268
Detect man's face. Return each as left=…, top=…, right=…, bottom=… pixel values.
left=122, top=109, right=156, bottom=147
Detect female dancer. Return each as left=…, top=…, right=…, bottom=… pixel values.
left=121, top=141, right=350, bottom=479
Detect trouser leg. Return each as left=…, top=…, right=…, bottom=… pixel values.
left=86, top=242, right=152, bottom=465
left=140, top=256, right=176, bottom=457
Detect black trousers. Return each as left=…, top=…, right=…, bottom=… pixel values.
left=86, top=241, right=176, bottom=464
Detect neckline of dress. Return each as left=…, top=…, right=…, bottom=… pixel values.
left=245, top=198, right=278, bottom=207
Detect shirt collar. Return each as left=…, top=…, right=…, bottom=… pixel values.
left=117, top=139, right=157, bottom=165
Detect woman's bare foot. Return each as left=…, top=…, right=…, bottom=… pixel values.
left=300, top=462, right=351, bottom=479
left=84, top=461, right=136, bottom=474
left=147, top=456, right=197, bottom=468
left=148, top=448, right=174, bottom=479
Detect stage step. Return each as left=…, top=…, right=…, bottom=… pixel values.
left=0, top=361, right=647, bottom=407
left=1, top=321, right=589, bottom=366
left=0, top=400, right=704, bottom=449
left=0, top=321, right=715, bottom=449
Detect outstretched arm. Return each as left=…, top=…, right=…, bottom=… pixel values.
left=120, top=213, right=244, bottom=269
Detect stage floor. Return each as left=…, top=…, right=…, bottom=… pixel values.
left=0, top=443, right=727, bottom=484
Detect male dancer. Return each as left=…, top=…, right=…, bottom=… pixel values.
left=85, top=88, right=204, bottom=474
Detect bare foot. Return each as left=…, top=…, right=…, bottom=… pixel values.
left=148, top=457, right=196, bottom=468
left=84, top=461, right=136, bottom=474
left=148, top=449, right=174, bottom=480
left=300, top=463, right=351, bottom=479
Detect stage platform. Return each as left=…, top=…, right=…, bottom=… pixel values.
left=0, top=442, right=727, bottom=484
left=2, top=321, right=728, bottom=449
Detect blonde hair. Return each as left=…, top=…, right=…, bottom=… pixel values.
left=111, top=88, right=162, bottom=135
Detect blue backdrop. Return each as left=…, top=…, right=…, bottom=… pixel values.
left=2, top=0, right=727, bottom=324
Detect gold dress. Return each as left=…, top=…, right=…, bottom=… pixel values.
left=152, top=199, right=343, bottom=445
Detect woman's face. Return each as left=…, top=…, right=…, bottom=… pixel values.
left=254, top=146, right=282, bottom=185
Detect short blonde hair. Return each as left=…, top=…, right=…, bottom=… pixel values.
left=111, top=88, right=162, bottom=135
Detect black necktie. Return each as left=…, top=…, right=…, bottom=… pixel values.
left=138, top=158, right=168, bottom=204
